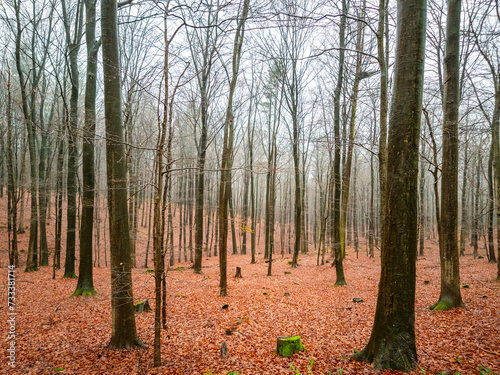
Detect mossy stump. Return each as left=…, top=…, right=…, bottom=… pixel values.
left=276, top=336, right=304, bottom=357
left=235, top=267, right=242, bottom=278
left=134, top=300, right=152, bottom=313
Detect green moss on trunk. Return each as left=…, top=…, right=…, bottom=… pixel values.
left=72, top=288, right=97, bottom=297
left=430, top=300, right=453, bottom=311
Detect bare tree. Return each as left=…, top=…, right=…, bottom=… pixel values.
left=61, top=0, right=84, bottom=279
left=183, top=0, right=223, bottom=274
left=218, top=0, right=250, bottom=296
left=101, top=0, right=141, bottom=349
left=73, top=0, right=99, bottom=296
left=431, top=0, right=464, bottom=311
left=351, top=0, right=426, bottom=369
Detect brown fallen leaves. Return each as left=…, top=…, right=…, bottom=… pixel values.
left=0, top=225, right=499, bottom=374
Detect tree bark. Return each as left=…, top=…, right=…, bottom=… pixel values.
left=378, top=0, right=388, bottom=240
left=351, top=0, right=426, bottom=369
left=61, top=0, right=83, bottom=279
left=218, top=0, right=249, bottom=296
left=431, top=0, right=464, bottom=311
left=101, top=0, right=141, bottom=349
left=490, top=83, right=500, bottom=279
left=419, top=137, right=426, bottom=256
left=487, top=143, right=496, bottom=262
left=74, top=0, right=99, bottom=296
left=331, top=0, right=347, bottom=275
left=14, top=0, right=38, bottom=272
left=6, top=68, right=19, bottom=268
left=338, top=8, right=365, bottom=284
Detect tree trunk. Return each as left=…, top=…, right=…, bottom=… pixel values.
left=250, top=131, right=256, bottom=264
left=378, top=0, right=389, bottom=240
left=424, top=110, right=442, bottom=243
left=218, top=0, right=249, bottom=296
left=338, top=9, right=365, bottom=284
left=331, top=0, right=347, bottom=273
left=6, top=68, right=19, bottom=267
left=62, top=0, right=83, bottom=279
left=267, top=143, right=277, bottom=277
left=431, top=0, right=464, bottom=311
left=487, top=143, right=496, bottom=262
left=102, top=0, right=141, bottom=349
left=351, top=0, right=426, bottom=369
left=54, top=133, right=65, bottom=271
left=493, top=84, right=500, bottom=279
left=459, top=138, right=469, bottom=255
left=230, top=192, right=238, bottom=255
left=473, top=153, right=481, bottom=259
left=419, top=131, right=426, bottom=256
left=14, top=0, right=38, bottom=272
left=353, top=152, right=359, bottom=257
left=74, top=0, right=99, bottom=296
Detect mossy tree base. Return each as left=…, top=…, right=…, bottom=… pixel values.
left=351, top=335, right=417, bottom=372
left=276, top=336, right=304, bottom=357
left=72, top=288, right=98, bottom=297
left=430, top=298, right=464, bottom=311
left=63, top=273, right=78, bottom=279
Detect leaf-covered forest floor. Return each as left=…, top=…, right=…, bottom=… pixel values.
left=1, top=198, right=499, bottom=374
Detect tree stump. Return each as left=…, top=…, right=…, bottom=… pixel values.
left=276, top=336, right=304, bottom=357
left=134, top=300, right=152, bottom=313
left=221, top=341, right=228, bottom=358
left=234, top=267, right=242, bottom=278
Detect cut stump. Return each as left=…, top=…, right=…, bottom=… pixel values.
left=235, top=267, right=242, bottom=278
left=221, top=341, right=228, bottom=358
left=276, top=336, right=304, bottom=357
left=134, top=300, right=152, bottom=313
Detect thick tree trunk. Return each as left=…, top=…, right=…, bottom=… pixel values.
left=102, top=0, right=140, bottom=349
left=351, top=0, right=426, bottom=369
left=431, top=0, right=464, bottom=311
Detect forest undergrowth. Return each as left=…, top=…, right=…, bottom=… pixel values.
left=0, top=201, right=499, bottom=374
